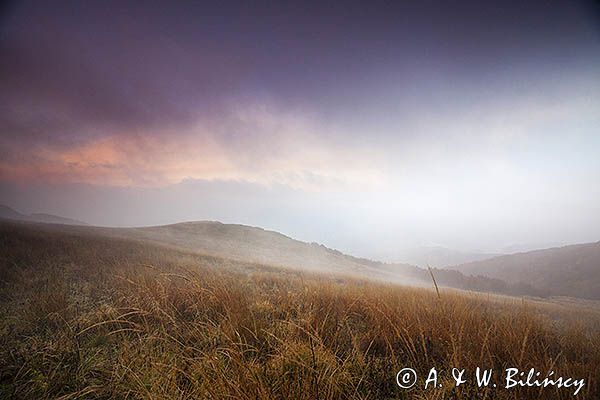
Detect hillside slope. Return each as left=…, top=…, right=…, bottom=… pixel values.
left=127, top=221, right=385, bottom=275
left=0, top=219, right=541, bottom=297
left=450, top=242, right=600, bottom=299
left=121, top=222, right=545, bottom=296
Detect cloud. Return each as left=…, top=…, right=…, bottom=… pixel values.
left=0, top=99, right=388, bottom=189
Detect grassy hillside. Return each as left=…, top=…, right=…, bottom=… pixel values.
left=451, top=242, right=600, bottom=299
left=122, top=222, right=541, bottom=296
left=126, top=221, right=388, bottom=275
left=18, top=220, right=542, bottom=298
left=1, top=222, right=599, bottom=399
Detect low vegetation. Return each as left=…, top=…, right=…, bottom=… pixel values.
left=1, top=222, right=599, bottom=399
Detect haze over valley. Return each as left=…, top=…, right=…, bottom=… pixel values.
left=2, top=207, right=598, bottom=300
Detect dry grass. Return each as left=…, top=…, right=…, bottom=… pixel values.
left=1, top=222, right=599, bottom=399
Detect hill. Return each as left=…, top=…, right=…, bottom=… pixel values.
left=0, top=204, right=87, bottom=226
left=126, top=221, right=391, bottom=275
left=450, top=242, right=600, bottom=299
left=118, top=222, right=543, bottom=296
left=0, top=219, right=541, bottom=298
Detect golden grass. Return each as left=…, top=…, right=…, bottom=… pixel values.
left=1, top=222, right=599, bottom=399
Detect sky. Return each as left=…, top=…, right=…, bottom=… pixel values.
left=1, top=0, right=599, bottom=259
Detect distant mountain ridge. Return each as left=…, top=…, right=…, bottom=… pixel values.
left=450, top=242, right=600, bottom=299
left=0, top=205, right=87, bottom=226
left=394, top=246, right=500, bottom=268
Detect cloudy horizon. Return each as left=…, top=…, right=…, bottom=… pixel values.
left=1, top=0, right=599, bottom=260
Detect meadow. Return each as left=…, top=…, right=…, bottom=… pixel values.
left=1, top=221, right=599, bottom=399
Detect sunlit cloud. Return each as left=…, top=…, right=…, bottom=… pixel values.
left=0, top=102, right=388, bottom=190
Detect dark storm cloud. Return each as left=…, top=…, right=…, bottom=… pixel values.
left=0, top=2, right=249, bottom=149
left=1, top=0, right=598, bottom=149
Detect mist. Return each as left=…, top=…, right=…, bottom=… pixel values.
left=1, top=174, right=599, bottom=261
